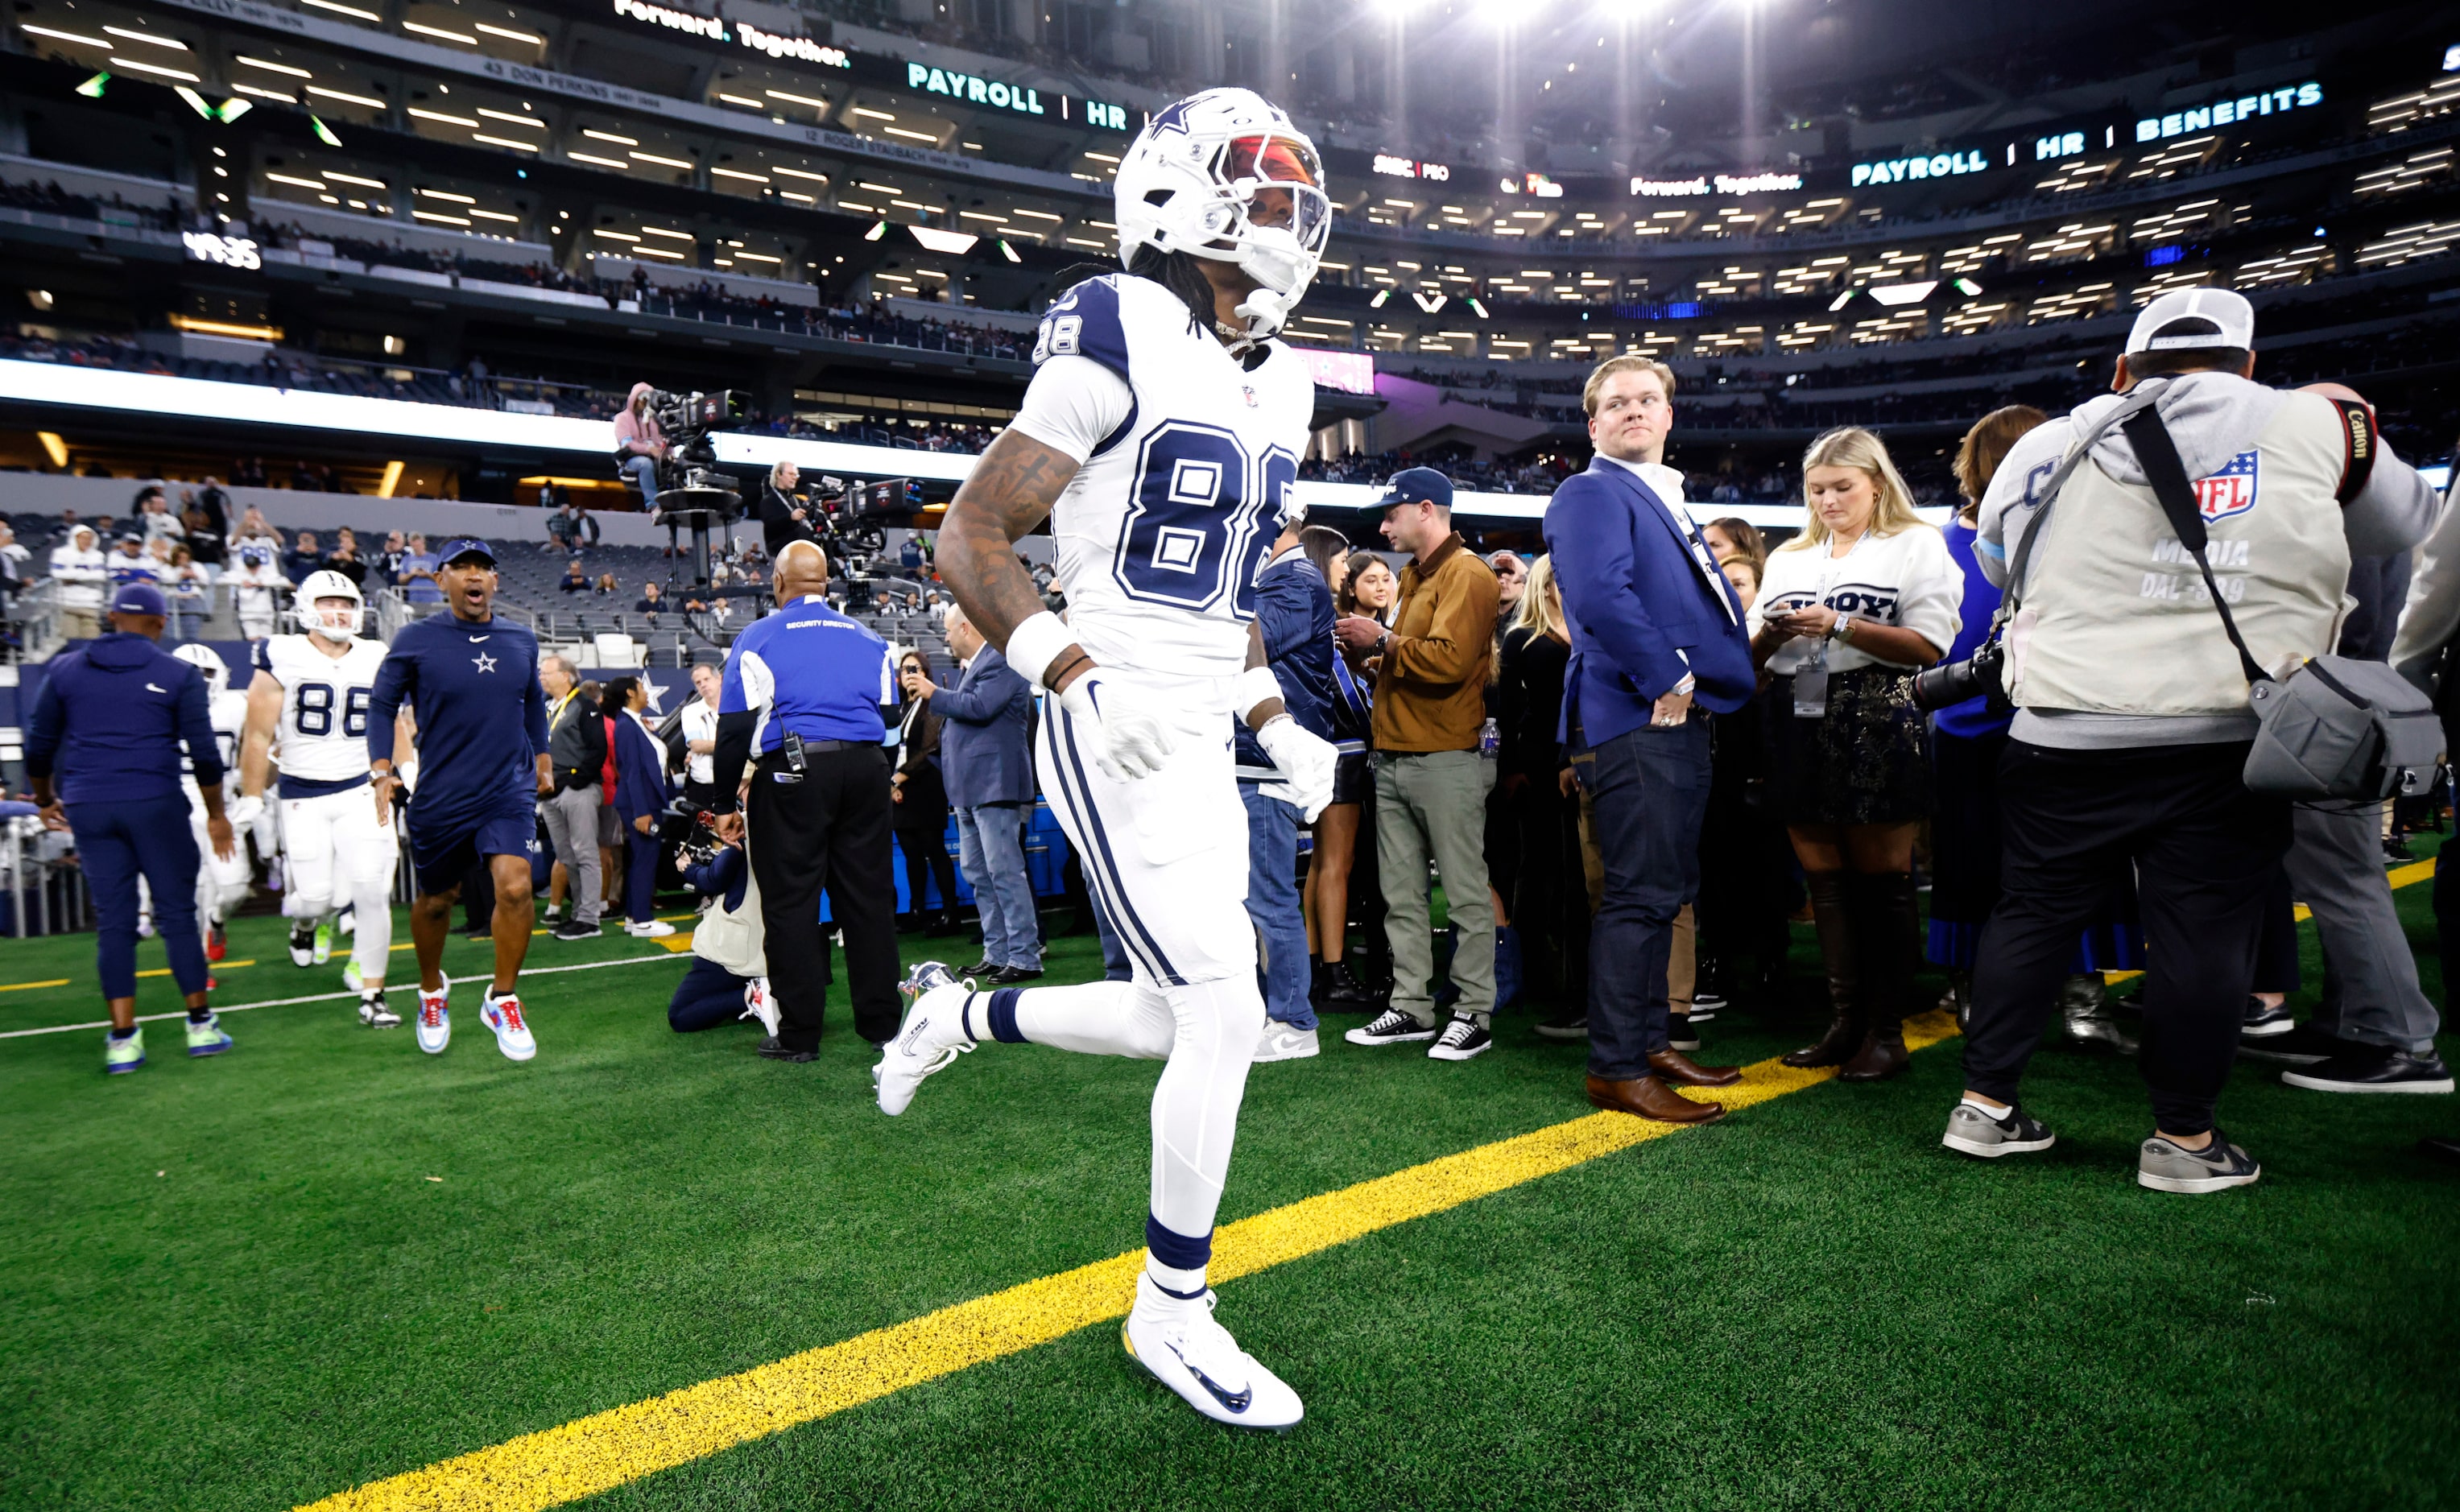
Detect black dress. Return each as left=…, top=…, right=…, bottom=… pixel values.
left=891, top=701, right=957, bottom=919
left=1496, top=626, right=1586, bottom=1002
left=1767, top=665, right=1933, bottom=826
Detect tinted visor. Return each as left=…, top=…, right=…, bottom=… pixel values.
left=1224, top=134, right=1321, bottom=189
left=1222, top=134, right=1329, bottom=252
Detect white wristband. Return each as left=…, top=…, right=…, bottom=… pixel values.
left=1003, top=610, right=1078, bottom=692
left=1235, top=664, right=1283, bottom=719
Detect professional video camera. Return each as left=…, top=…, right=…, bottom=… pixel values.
left=632, top=386, right=749, bottom=590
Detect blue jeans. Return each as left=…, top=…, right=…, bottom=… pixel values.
left=1240, top=782, right=1315, bottom=1029
left=69, top=791, right=209, bottom=1000
left=620, top=453, right=659, bottom=510
left=1576, top=720, right=1710, bottom=1079
left=1089, top=889, right=1133, bottom=981
left=957, top=802, right=1040, bottom=969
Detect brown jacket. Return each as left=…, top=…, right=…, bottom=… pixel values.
left=1370, top=533, right=1499, bottom=753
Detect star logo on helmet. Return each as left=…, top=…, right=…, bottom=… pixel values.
left=1149, top=97, right=1199, bottom=136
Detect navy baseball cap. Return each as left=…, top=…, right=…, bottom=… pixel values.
left=1375, top=466, right=1453, bottom=513
left=110, top=582, right=169, bottom=617
left=435, top=537, right=497, bottom=567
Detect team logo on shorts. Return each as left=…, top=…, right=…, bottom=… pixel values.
left=2194, top=450, right=2260, bottom=523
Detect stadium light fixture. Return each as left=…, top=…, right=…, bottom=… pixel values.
left=75, top=72, right=110, bottom=98
left=864, top=220, right=888, bottom=241
left=172, top=85, right=215, bottom=120
left=1826, top=288, right=1855, bottom=312
left=1867, top=279, right=1937, bottom=306
left=1467, top=295, right=1490, bottom=319
left=998, top=239, right=1021, bottom=262
left=1369, top=287, right=1392, bottom=308
left=37, top=431, right=68, bottom=468
left=218, top=97, right=253, bottom=123
left=909, top=225, right=978, bottom=254
left=1952, top=277, right=1982, bottom=295
left=311, top=115, right=344, bottom=147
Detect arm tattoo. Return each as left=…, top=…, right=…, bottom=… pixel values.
left=941, top=429, right=1088, bottom=684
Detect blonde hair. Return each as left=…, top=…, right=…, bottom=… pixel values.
left=1780, top=427, right=1928, bottom=552
left=1513, top=553, right=1567, bottom=642
left=1581, top=355, right=1677, bottom=418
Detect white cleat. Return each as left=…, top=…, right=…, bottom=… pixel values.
left=1122, top=1274, right=1304, bottom=1432
left=481, top=990, right=537, bottom=1062
left=416, top=977, right=452, bottom=1055
left=873, top=961, right=974, bottom=1117
left=739, top=976, right=781, bottom=1038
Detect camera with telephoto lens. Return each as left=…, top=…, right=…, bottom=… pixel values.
left=643, top=387, right=750, bottom=515
left=1909, top=637, right=2007, bottom=712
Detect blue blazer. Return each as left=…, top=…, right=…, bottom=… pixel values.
left=610, top=713, right=670, bottom=826
left=932, top=645, right=1036, bottom=808
left=1543, top=460, right=1755, bottom=747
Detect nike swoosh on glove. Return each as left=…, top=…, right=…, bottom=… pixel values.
left=1059, top=672, right=1178, bottom=781
left=1255, top=715, right=1337, bottom=822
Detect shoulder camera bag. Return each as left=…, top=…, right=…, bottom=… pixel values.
left=2120, top=405, right=2439, bottom=802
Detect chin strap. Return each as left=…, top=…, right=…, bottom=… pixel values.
left=1230, top=285, right=1296, bottom=345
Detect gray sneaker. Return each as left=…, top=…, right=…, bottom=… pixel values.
left=1254, top=1023, right=1321, bottom=1063
left=1941, top=1101, right=2057, bottom=1159
left=2137, top=1130, right=2261, bottom=1194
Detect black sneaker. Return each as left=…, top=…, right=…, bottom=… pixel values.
left=2240, top=996, right=2295, bottom=1039
left=1534, top=1012, right=1590, bottom=1042
left=1315, top=960, right=1378, bottom=1012
left=1427, top=1014, right=1492, bottom=1061
left=1345, top=1008, right=1437, bottom=1047
left=462, top=926, right=495, bottom=942
left=2237, top=1022, right=2353, bottom=1066
left=1692, top=956, right=1727, bottom=1021
left=1668, top=1014, right=1701, bottom=1052
left=552, top=919, right=601, bottom=941
left=2281, top=1044, right=2455, bottom=1094
left=2384, top=836, right=2417, bottom=865
left=755, top=1035, right=817, bottom=1063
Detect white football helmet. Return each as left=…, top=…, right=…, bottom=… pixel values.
left=172, top=642, right=231, bottom=696
left=295, top=568, right=365, bottom=641
left=1114, top=88, right=1329, bottom=343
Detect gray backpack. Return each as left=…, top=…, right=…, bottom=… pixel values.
left=2123, top=407, right=2441, bottom=802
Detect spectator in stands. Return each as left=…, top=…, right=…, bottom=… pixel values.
left=180, top=497, right=225, bottom=573
left=323, top=527, right=369, bottom=588
left=232, top=506, right=276, bottom=549
left=912, top=606, right=1040, bottom=983
left=890, top=647, right=957, bottom=935
left=283, top=531, right=322, bottom=585
left=398, top=535, right=443, bottom=606
left=226, top=540, right=288, bottom=638
left=1490, top=551, right=1527, bottom=626
left=635, top=582, right=666, bottom=622
left=131, top=482, right=167, bottom=519
left=376, top=531, right=407, bottom=587
left=51, top=510, right=82, bottom=544
left=162, top=546, right=208, bottom=641
left=899, top=533, right=926, bottom=579
left=1342, top=550, right=1397, bottom=628
left=232, top=458, right=267, bottom=488
left=109, top=534, right=160, bottom=592
left=138, top=490, right=183, bottom=546
left=0, top=521, right=27, bottom=578
left=48, top=524, right=107, bottom=639
left=604, top=675, right=674, bottom=940
left=758, top=460, right=818, bottom=557
left=195, top=477, right=229, bottom=540
left=547, top=502, right=601, bottom=553
left=1337, top=468, right=1503, bottom=1062
left=614, top=382, right=666, bottom=514
left=558, top=560, right=590, bottom=595
left=594, top=572, right=618, bottom=597
left=1751, top=428, right=1961, bottom=1082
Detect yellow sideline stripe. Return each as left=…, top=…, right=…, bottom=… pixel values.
left=297, top=1012, right=1961, bottom=1512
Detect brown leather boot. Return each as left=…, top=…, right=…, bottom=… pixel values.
left=1837, top=1025, right=1909, bottom=1081
left=1585, top=1073, right=1726, bottom=1124
left=1784, top=870, right=1861, bottom=1068
left=1648, top=1048, right=1743, bottom=1087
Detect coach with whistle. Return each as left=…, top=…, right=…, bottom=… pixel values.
left=710, top=539, right=903, bottom=1059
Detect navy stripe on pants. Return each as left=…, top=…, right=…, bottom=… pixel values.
left=69, top=791, right=209, bottom=1000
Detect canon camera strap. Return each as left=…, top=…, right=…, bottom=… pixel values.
left=2119, top=405, right=2272, bottom=688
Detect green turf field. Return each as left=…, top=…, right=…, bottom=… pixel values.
left=3, top=860, right=2457, bottom=1512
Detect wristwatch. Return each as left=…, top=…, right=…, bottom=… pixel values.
left=1829, top=613, right=1855, bottom=643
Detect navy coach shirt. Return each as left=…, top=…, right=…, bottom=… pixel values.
left=25, top=632, right=222, bottom=804
left=721, top=594, right=896, bottom=752
left=369, top=613, right=551, bottom=832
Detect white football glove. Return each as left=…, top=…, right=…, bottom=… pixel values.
left=1058, top=672, right=1178, bottom=781
left=223, top=793, right=266, bottom=828
left=1255, top=715, right=1337, bottom=822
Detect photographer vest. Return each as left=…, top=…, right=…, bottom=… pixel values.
left=692, top=846, right=768, bottom=980
left=2007, top=390, right=2357, bottom=726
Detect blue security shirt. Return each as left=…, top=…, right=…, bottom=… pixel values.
left=368, top=613, right=551, bottom=832
left=24, top=632, right=221, bottom=804
left=1935, top=518, right=2013, bottom=741
left=721, top=595, right=896, bottom=750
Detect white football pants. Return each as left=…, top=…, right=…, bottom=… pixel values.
left=281, top=787, right=400, bottom=984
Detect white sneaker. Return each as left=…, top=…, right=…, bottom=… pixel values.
left=540, top=902, right=562, bottom=924
left=288, top=923, right=316, bottom=968
left=482, top=990, right=537, bottom=1062
left=740, top=976, right=781, bottom=1037
left=874, top=961, right=974, bottom=1116
left=624, top=919, right=677, bottom=938
left=358, top=991, right=402, bottom=1028
left=416, top=977, right=452, bottom=1055
left=1254, top=1023, right=1320, bottom=1063
left=1122, top=1274, right=1303, bottom=1431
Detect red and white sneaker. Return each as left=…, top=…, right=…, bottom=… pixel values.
left=740, top=977, right=780, bottom=1037
left=416, top=976, right=452, bottom=1056
left=205, top=923, right=227, bottom=963
left=481, top=989, right=536, bottom=1062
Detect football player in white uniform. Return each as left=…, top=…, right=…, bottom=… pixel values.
left=238, top=570, right=405, bottom=1029
left=873, top=87, right=1338, bottom=1432
left=162, top=643, right=258, bottom=960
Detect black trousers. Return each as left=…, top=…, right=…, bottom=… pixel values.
left=746, top=745, right=902, bottom=1049
left=1963, top=740, right=2290, bottom=1135
left=895, top=816, right=957, bottom=919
